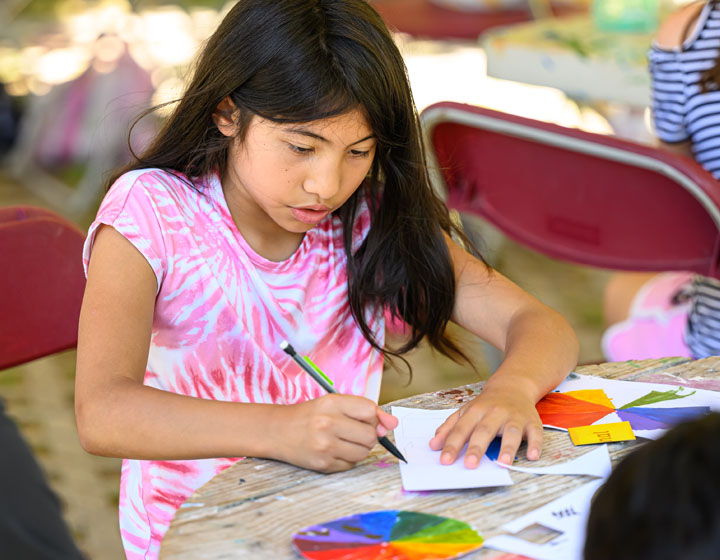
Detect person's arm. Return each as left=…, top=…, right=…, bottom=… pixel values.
left=657, top=138, right=694, bottom=159
left=429, top=235, right=579, bottom=467
left=75, top=225, right=396, bottom=472
left=651, top=1, right=704, bottom=157
left=654, top=1, right=703, bottom=50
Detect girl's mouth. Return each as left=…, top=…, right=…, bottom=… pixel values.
left=291, top=206, right=331, bottom=225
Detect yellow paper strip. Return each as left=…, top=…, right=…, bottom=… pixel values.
left=568, top=421, right=636, bottom=446
left=564, top=389, right=615, bottom=409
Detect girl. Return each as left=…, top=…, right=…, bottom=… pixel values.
left=74, top=1, right=578, bottom=557
left=603, top=0, right=720, bottom=362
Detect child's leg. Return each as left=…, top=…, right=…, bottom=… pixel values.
left=601, top=272, right=694, bottom=361
left=603, top=272, right=660, bottom=326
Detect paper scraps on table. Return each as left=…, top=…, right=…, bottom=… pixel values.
left=292, top=510, right=485, bottom=560
left=484, top=479, right=604, bottom=560
left=568, top=421, right=635, bottom=446
left=498, top=445, right=611, bottom=479
left=391, top=407, right=612, bottom=491
left=391, top=406, right=513, bottom=491
left=537, top=374, right=720, bottom=439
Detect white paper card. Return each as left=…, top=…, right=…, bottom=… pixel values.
left=391, top=406, right=514, bottom=491
left=499, top=445, right=612, bottom=479
left=484, top=479, right=604, bottom=560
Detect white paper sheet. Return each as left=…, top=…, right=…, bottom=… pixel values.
left=543, top=373, right=720, bottom=439
left=483, top=479, right=604, bottom=560
left=499, top=445, right=612, bottom=479
left=391, top=406, right=514, bottom=491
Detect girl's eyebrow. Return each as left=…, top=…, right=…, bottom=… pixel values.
left=286, top=127, right=375, bottom=146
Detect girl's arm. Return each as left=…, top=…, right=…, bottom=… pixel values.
left=429, top=235, right=579, bottom=468
left=75, top=226, right=395, bottom=472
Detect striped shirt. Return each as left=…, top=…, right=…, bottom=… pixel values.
left=649, top=3, right=720, bottom=358
left=83, top=168, right=385, bottom=559
left=649, top=1, right=720, bottom=178
left=686, top=275, right=720, bottom=356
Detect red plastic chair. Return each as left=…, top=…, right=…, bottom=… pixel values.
left=369, top=0, right=585, bottom=40
left=0, top=206, right=86, bottom=370
left=420, top=101, right=720, bottom=278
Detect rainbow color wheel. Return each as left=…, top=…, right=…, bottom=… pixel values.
left=536, top=387, right=710, bottom=432
left=292, top=510, right=484, bottom=559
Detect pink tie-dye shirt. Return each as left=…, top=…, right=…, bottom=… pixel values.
left=83, top=168, right=385, bottom=559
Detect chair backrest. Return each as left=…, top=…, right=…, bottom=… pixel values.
left=0, top=206, right=86, bottom=370
left=369, top=0, right=584, bottom=40
left=370, top=0, right=535, bottom=39
left=420, top=101, right=720, bottom=279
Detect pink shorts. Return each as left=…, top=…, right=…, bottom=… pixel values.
left=602, top=272, right=694, bottom=361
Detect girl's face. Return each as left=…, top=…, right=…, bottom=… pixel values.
left=218, top=107, right=376, bottom=253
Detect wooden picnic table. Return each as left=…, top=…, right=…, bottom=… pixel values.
left=160, top=356, right=720, bottom=559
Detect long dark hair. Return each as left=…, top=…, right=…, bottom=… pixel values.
left=698, top=0, right=720, bottom=92
left=113, top=0, right=481, bottom=367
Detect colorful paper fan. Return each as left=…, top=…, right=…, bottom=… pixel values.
left=536, top=387, right=710, bottom=432
left=616, top=406, right=708, bottom=431
left=292, top=510, right=484, bottom=560
left=536, top=390, right=615, bottom=428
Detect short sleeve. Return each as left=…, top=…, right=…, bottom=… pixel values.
left=649, top=45, right=690, bottom=143
left=83, top=170, right=168, bottom=292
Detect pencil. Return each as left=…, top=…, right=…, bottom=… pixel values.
left=280, top=340, right=407, bottom=463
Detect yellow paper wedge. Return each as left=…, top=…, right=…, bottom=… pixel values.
left=569, top=421, right=636, bottom=446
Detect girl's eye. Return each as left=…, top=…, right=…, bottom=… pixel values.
left=349, top=149, right=370, bottom=158
left=289, top=144, right=313, bottom=154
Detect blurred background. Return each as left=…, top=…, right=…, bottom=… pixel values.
left=0, top=0, right=687, bottom=557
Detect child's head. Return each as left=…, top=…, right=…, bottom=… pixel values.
left=122, top=0, right=474, bottom=364
left=133, top=0, right=419, bottom=189
left=584, top=412, right=720, bottom=560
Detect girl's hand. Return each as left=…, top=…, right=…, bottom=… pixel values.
left=428, top=382, right=543, bottom=468
left=272, top=394, right=398, bottom=473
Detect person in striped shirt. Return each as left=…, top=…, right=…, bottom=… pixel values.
left=603, top=1, right=720, bottom=362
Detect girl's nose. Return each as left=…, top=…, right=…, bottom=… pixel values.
left=303, top=161, right=342, bottom=201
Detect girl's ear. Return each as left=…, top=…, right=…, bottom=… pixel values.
left=213, top=96, right=238, bottom=137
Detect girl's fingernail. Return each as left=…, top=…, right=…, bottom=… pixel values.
left=528, top=448, right=539, bottom=460
left=465, top=455, right=478, bottom=468
left=500, top=453, right=511, bottom=464
left=441, top=452, right=452, bottom=464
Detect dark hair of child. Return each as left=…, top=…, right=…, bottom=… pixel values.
left=584, top=411, right=720, bottom=560
left=109, top=0, right=480, bottom=369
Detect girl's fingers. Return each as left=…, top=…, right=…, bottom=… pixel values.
left=376, top=408, right=398, bottom=435
left=334, top=438, right=377, bottom=464
left=495, top=423, right=523, bottom=466
left=333, top=416, right=380, bottom=450
left=438, top=413, right=485, bottom=465
left=460, top=415, right=502, bottom=468
left=315, top=456, right=358, bottom=473
left=524, top=420, right=544, bottom=461
left=428, top=411, right=460, bottom=451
